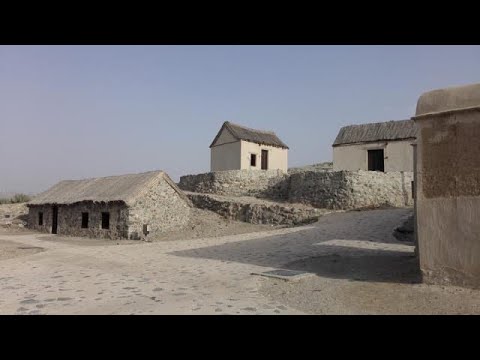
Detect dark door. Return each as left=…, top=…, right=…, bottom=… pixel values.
left=52, top=205, right=58, bottom=234
left=368, top=149, right=385, bottom=172
left=261, top=150, right=268, bottom=170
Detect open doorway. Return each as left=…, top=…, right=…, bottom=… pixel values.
left=261, top=150, right=268, bottom=170
left=52, top=205, right=58, bottom=234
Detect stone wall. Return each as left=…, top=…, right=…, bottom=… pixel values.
left=187, top=192, right=325, bottom=226
left=28, top=202, right=129, bottom=239
left=179, top=169, right=289, bottom=199
left=128, top=178, right=191, bottom=239
left=289, top=170, right=413, bottom=210
left=180, top=169, right=413, bottom=211
left=0, top=203, right=28, bottom=227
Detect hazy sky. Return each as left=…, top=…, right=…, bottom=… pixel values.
left=1, top=45, right=480, bottom=194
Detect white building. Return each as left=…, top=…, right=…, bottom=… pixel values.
left=332, top=120, right=417, bottom=172
left=210, top=121, right=289, bottom=172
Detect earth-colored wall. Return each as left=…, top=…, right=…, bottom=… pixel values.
left=210, top=141, right=241, bottom=171
left=333, top=139, right=414, bottom=172
left=210, top=139, right=288, bottom=172
left=413, top=83, right=480, bottom=288
left=240, top=141, right=288, bottom=172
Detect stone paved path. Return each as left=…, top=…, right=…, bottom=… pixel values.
left=0, top=208, right=413, bottom=315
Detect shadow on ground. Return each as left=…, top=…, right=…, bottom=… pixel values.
left=284, top=247, right=421, bottom=284
left=169, top=208, right=420, bottom=284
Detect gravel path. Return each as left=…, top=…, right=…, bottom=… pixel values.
left=1, top=207, right=479, bottom=314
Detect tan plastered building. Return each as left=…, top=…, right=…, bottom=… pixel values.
left=412, top=82, right=480, bottom=288
left=332, top=120, right=417, bottom=172
left=210, top=121, right=289, bottom=172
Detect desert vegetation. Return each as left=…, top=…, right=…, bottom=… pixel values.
left=0, top=194, right=31, bottom=204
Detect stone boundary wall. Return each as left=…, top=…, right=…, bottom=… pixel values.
left=180, top=169, right=413, bottom=211
left=179, top=169, right=289, bottom=199
left=289, top=170, right=413, bottom=210
left=187, top=193, right=324, bottom=226
left=0, top=203, right=28, bottom=227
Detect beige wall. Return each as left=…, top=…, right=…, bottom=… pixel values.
left=333, top=139, right=414, bottom=172
left=211, top=141, right=241, bottom=171
left=210, top=129, right=288, bottom=172
left=214, top=128, right=237, bottom=145
left=413, top=83, right=480, bottom=288
left=240, top=141, right=288, bottom=172
left=414, top=109, right=480, bottom=288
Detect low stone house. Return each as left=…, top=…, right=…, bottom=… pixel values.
left=210, top=121, right=289, bottom=172
left=333, top=120, right=417, bottom=172
left=27, top=170, right=191, bottom=240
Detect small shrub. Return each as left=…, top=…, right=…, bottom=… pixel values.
left=11, top=194, right=31, bottom=203
left=0, top=194, right=31, bottom=204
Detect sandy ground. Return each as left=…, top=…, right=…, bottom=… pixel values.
left=0, top=239, right=45, bottom=261
left=1, top=207, right=479, bottom=314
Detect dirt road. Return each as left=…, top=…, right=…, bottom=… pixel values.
left=1, top=208, right=479, bottom=314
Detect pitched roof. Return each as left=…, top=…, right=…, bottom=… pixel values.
left=28, top=170, right=190, bottom=206
left=333, top=120, right=417, bottom=147
left=210, top=121, right=289, bottom=149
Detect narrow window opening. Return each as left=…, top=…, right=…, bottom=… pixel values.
left=38, top=212, right=43, bottom=226
left=250, top=154, right=257, bottom=167
left=368, top=149, right=385, bottom=172
left=101, top=212, right=110, bottom=230
left=81, top=212, right=89, bottom=229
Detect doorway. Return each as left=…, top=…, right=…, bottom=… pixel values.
left=261, top=150, right=268, bottom=170
left=52, top=205, right=58, bottom=234
left=368, top=149, right=384, bottom=172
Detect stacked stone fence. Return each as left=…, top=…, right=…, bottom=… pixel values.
left=186, top=192, right=325, bottom=226
left=0, top=203, right=28, bottom=227
left=179, top=169, right=413, bottom=210
left=289, top=170, right=413, bottom=210
left=179, top=169, right=290, bottom=200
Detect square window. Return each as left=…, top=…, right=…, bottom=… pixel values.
left=81, top=212, right=89, bottom=228
left=250, top=154, right=257, bottom=167
left=101, top=212, right=110, bottom=230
